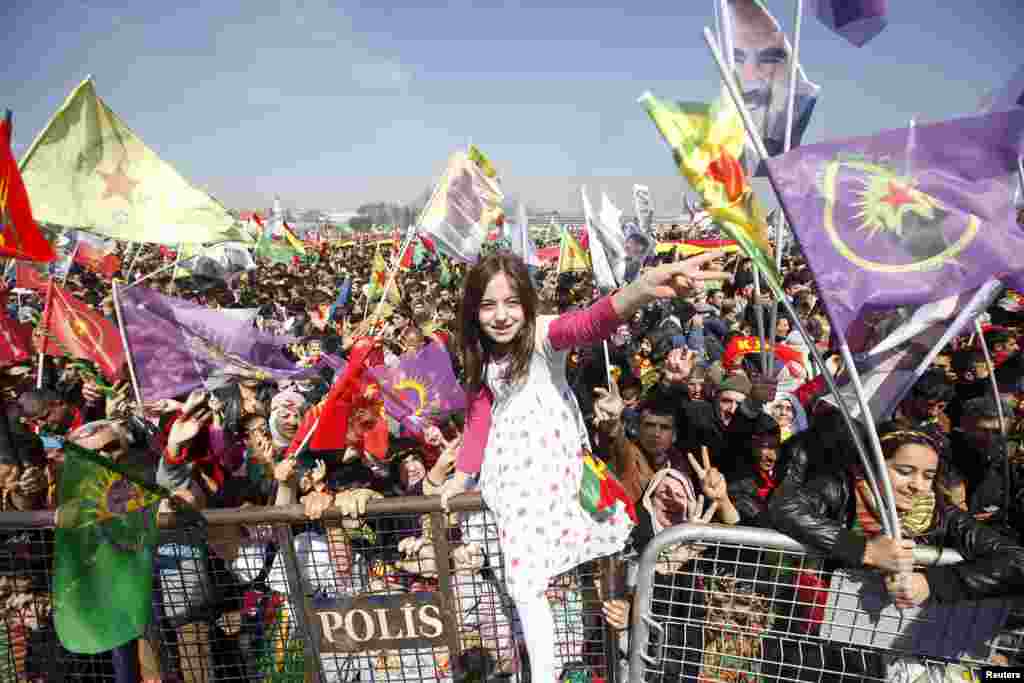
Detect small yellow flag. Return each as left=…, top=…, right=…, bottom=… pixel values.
left=558, top=228, right=591, bottom=274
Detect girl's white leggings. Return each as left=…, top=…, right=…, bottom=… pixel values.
left=514, top=588, right=560, bottom=681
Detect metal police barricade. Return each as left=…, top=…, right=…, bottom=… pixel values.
left=627, top=523, right=1024, bottom=683
left=0, top=493, right=624, bottom=682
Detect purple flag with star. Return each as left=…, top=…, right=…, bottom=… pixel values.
left=764, top=109, right=1024, bottom=339
left=120, top=285, right=314, bottom=400
left=369, top=341, right=466, bottom=435
left=814, top=0, right=888, bottom=47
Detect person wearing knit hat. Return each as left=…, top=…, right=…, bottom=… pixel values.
left=717, top=374, right=752, bottom=399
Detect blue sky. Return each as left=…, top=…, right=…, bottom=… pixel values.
left=3, top=0, right=1022, bottom=215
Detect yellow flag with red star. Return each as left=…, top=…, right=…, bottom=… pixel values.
left=40, top=282, right=125, bottom=381
left=558, top=226, right=591, bottom=274
left=19, top=78, right=246, bottom=245
left=366, top=247, right=400, bottom=304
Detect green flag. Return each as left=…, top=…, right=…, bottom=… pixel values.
left=19, top=78, right=246, bottom=245
left=438, top=254, right=453, bottom=287
left=256, top=230, right=299, bottom=264
left=54, top=440, right=164, bottom=654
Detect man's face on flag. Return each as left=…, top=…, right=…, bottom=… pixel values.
left=732, top=5, right=787, bottom=111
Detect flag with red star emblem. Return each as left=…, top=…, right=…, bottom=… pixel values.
left=17, top=79, right=246, bottom=245
left=765, top=109, right=1024, bottom=337
left=0, top=112, right=55, bottom=263
left=40, top=282, right=126, bottom=381
left=15, top=261, right=49, bottom=292
left=366, top=247, right=400, bottom=304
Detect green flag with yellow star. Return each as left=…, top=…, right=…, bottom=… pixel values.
left=18, top=78, right=246, bottom=245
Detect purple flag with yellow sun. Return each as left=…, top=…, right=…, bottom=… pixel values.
left=765, top=109, right=1024, bottom=338
left=369, top=341, right=465, bottom=435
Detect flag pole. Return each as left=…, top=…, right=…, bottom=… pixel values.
left=123, top=242, right=144, bottom=281
left=111, top=280, right=144, bottom=414
left=122, top=242, right=218, bottom=291
left=704, top=25, right=897, bottom=534
left=36, top=280, right=55, bottom=389
left=975, top=317, right=1011, bottom=522
left=369, top=155, right=449, bottom=325
left=371, top=224, right=417, bottom=322
left=766, top=0, right=803, bottom=375
left=60, top=238, right=79, bottom=286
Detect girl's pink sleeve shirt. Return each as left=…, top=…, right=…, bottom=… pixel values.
left=455, top=296, right=623, bottom=474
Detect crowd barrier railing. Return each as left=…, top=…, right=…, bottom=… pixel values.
left=0, top=492, right=624, bottom=682
left=627, top=523, right=1024, bottom=683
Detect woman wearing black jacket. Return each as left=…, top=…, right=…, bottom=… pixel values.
left=766, top=421, right=1024, bottom=609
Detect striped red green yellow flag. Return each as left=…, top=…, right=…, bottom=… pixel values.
left=639, top=91, right=781, bottom=295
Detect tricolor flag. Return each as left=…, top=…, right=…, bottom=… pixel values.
left=558, top=225, right=591, bottom=274
left=282, top=222, right=306, bottom=255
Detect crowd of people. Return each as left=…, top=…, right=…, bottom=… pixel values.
left=3, top=215, right=1024, bottom=681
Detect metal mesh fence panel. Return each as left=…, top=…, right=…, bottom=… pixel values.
left=628, top=523, right=1024, bottom=683
left=0, top=493, right=623, bottom=682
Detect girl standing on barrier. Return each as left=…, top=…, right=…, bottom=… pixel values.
left=441, top=249, right=728, bottom=681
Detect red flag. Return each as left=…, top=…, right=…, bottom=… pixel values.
left=0, top=288, right=31, bottom=366
left=15, top=262, right=48, bottom=292
left=73, top=233, right=121, bottom=278
left=0, top=114, right=55, bottom=263
left=40, top=283, right=125, bottom=381
left=286, top=338, right=388, bottom=460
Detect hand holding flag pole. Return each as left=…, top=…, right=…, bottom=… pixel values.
left=703, top=25, right=899, bottom=537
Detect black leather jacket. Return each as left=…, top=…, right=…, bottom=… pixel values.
left=765, top=471, right=1024, bottom=604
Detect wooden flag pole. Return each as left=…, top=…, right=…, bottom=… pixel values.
left=705, top=25, right=897, bottom=535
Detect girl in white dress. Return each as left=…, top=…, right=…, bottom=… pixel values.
left=441, top=249, right=727, bottom=680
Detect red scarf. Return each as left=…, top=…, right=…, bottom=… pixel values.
left=755, top=468, right=777, bottom=501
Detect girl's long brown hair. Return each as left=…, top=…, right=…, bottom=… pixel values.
left=456, top=251, right=539, bottom=393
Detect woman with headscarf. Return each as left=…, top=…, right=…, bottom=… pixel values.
left=767, top=421, right=1024, bottom=659
left=268, top=390, right=308, bottom=454
left=765, top=392, right=808, bottom=444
